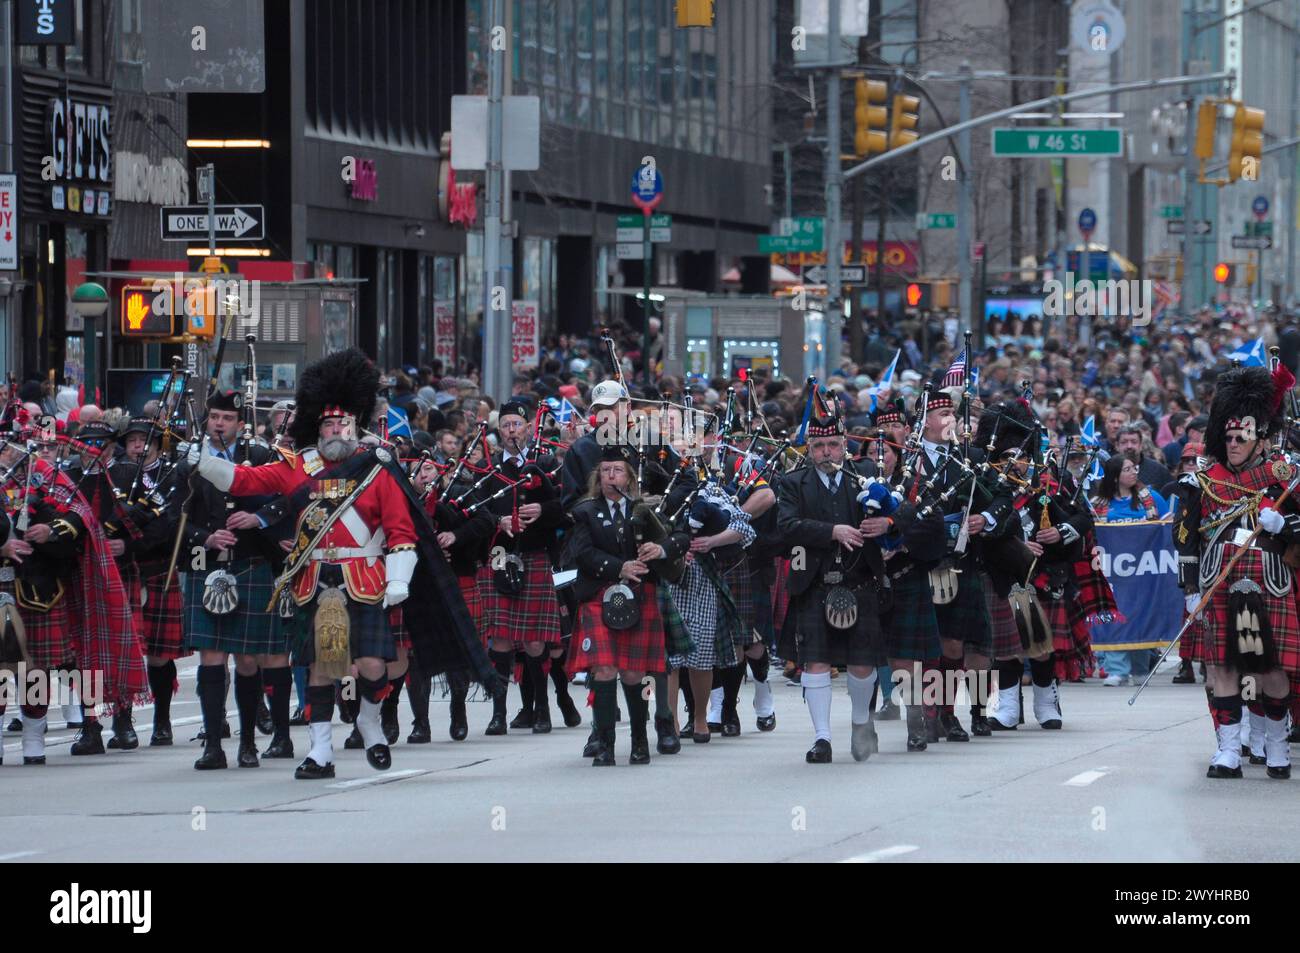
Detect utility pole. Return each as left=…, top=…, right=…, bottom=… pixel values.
left=824, top=0, right=843, bottom=374
left=850, top=172, right=864, bottom=364
left=956, top=61, right=974, bottom=347
left=482, top=0, right=511, bottom=403
left=1180, top=0, right=1201, bottom=316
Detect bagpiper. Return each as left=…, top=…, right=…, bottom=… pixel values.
left=1175, top=364, right=1300, bottom=780
left=189, top=349, right=497, bottom=780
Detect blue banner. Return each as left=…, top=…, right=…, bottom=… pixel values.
left=1089, top=521, right=1184, bottom=650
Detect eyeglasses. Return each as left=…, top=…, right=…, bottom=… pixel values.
left=1225, top=435, right=1253, bottom=445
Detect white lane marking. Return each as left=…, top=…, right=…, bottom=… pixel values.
left=1064, top=769, right=1108, bottom=787
left=0, top=851, right=40, bottom=861
left=327, top=768, right=425, bottom=789
left=841, top=844, right=919, bottom=863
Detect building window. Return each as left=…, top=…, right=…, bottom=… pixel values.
left=65, top=0, right=88, bottom=75
left=116, top=0, right=145, bottom=89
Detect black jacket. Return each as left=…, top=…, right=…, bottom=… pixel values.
left=480, top=451, right=566, bottom=554
left=776, top=459, right=885, bottom=598
left=179, top=444, right=291, bottom=564
left=429, top=471, right=496, bottom=577
left=566, top=494, right=689, bottom=603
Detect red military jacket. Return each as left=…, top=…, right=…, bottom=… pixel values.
left=226, top=446, right=416, bottom=605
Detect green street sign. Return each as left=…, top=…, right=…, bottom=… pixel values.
left=1160, top=205, right=1183, bottom=219
left=760, top=217, right=824, bottom=253
left=917, top=212, right=956, bottom=229
left=617, top=213, right=671, bottom=229
left=991, top=127, right=1123, bottom=157
left=1246, top=220, right=1273, bottom=237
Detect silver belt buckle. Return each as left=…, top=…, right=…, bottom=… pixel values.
left=1232, top=527, right=1257, bottom=548
left=824, top=571, right=843, bottom=585
left=0, top=566, right=13, bottom=583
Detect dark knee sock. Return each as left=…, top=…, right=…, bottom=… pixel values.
left=1245, top=700, right=1266, bottom=718
left=680, top=673, right=696, bottom=719
left=262, top=667, right=292, bottom=736
left=711, top=668, right=723, bottom=690
left=1210, top=693, right=1243, bottom=727
left=550, top=656, right=571, bottom=696
left=621, top=680, right=649, bottom=741
left=747, top=649, right=770, bottom=683
left=721, top=664, right=744, bottom=714
left=652, top=672, right=669, bottom=720
left=517, top=654, right=535, bottom=712
left=381, top=675, right=405, bottom=718
left=938, top=655, right=962, bottom=716
left=1261, top=694, right=1291, bottom=722
left=407, top=665, right=432, bottom=723
left=999, top=657, right=1024, bottom=691
left=196, top=664, right=227, bottom=746
left=147, top=660, right=176, bottom=725
left=306, top=684, right=335, bottom=723
left=356, top=673, right=387, bottom=705
left=489, top=650, right=513, bottom=715
left=1028, top=656, right=1055, bottom=688
left=593, top=678, right=618, bottom=732
left=234, top=671, right=261, bottom=740
left=21, top=703, right=48, bottom=718
left=525, top=654, right=549, bottom=713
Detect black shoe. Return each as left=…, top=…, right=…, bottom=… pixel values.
left=194, top=744, right=227, bottom=770
left=805, top=739, right=832, bottom=763
left=877, top=699, right=901, bottom=721
left=924, top=712, right=941, bottom=744
left=1266, top=764, right=1291, bottom=780
left=592, top=730, right=616, bottom=766
left=678, top=716, right=695, bottom=739
left=263, top=735, right=295, bottom=759
left=107, top=711, right=139, bottom=750
left=149, top=722, right=173, bottom=747
left=485, top=705, right=508, bottom=735
left=582, top=728, right=601, bottom=758
left=344, top=725, right=363, bottom=749
left=407, top=720, right=432, bottom=744
left=23, top=756, right=45, bottom=765
left=940, top=712, right=970, bottom=742
left=196, top=722, right=231, bottom=742
left=237, top=740, right=260, bottom=768
left=257, top=699, right=274, bottom=735
left=381, top=707, right=400, bottom=745
left=692, top=728, right=711, bottom=744
left=509, top=707, right=534, bottom=730
left=70, top=720, right=105, bottom=756
left=655, top=717, right=681, bottom=755
left=289, top=706, right=308, bottom=727
left=1290, top=723, right=1300, bottom=744
left=556, top=692, right=583, bottom=728
left=365, top=743, right=392, bottom=771
left=707, top=721, right=723, bottom=733
left=1247, top=748, right=1267, bottom=766
left=5, top=717, right=20, bottom=732
left=1206, top=763, right=1243, bottom=779
left=721, top=709, right=741, bottom=737
left=295, top=757, right=335, bottom=780
left=532, top=703, right=552, bottom=734
left=970, top=711, right=992, bottom=737
left=1172, top=660, right=1196, bottom=684
left=906, top=707, right=928, bottom=752
left=756, top=713, right=776, bottom=731
left=337, top=688, right=355, bottom=724
left=629, top=736, right=650, bottom=765
left=449, top=698, right=468, bottom=741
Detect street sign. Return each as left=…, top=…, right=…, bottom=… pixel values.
left=1159, top=205, right=1183, bottom=219
left=1252, top=195, right=1269, bottom=219
left=631, top=164, right=663, bottom=211
left=801, top=264, right=866, bottom=284
left=160, top=205, right=264, bottom=241
left=1078, top=207, right=1096, bottom=241
left=1245, top=220, right=1272, bottom=237
left=1192, top=220, right=1212, bottom=235
left=616, top=242, right=646, bottom=259
left=0, top=175, right=16, bottom=270
left=971, top=241, right=986, bottom=262
left=759, top=217, right=823, bottom=253
left=616, top=213, right=671, bottom=243
left=1166, top=219, right=1184, bottom=235
left=1231, top=235, right=1272, bottom=250
left=450, top=95, right=541, bottom=170
left=916, top=212, right=956, bottom=230
left=1067, top=250, right=1109, bottom=280
left=991, top=127, right=1123, bottom=157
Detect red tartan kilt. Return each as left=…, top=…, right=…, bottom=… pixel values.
left=1046, top=593, right=1094, bottom=680
left=986, top=584, right=1020, bottom=658
left=141, top=570, right=188, bottom=660
left=2, top=579, right=70, bottom=670
left=1192, top=580, right=1300, bottom=674
left=568, top=584, right=665, bottom=674
left=388, top=607, right=410, bottom=652
left=458, top=573, right=481, bottom=624
left=772, top=557, right=791, bottom=634
left=475, top=551, right=561, bottom=646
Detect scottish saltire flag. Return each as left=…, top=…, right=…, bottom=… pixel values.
left=967, top=365, right=980, bottom=395
left=1226, top=336, right=1266, bottom=367
left=1079, top=415, right=1103, bottom=482
left=387, top=406, right=411, bottom=438
left=868, top=349, right=900, bottom=413
left=941, top=348, right=967, bottom=388
left=796, top=377, right=818, bottom=446
left=556, top=397, right=576, bottom=424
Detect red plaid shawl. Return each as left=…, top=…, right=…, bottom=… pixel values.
left=1072, top=528, right=1123, bottom=626
left=40, top=460, right=147, bottom=710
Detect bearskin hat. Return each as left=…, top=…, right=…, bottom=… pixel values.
left=1205, top=365, right=1291, bottom=463
left=290, top=348, right=380, bottom=450
left=974, top=400, right=1038, bottom=460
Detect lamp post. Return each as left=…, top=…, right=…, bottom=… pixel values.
left=71, top=282, right=109, bottom=403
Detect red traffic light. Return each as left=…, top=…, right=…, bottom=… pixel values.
left=906, top=283, right=923, bottom=307
left=1214, top=262, right=1231, bottom=284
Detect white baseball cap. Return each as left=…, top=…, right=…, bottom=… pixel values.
left=590, top=380, right=629, bottom=407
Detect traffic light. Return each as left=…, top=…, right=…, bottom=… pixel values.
left=1214, top=262, right=1234, bottom=285
left=854, top=79, right=889, bottom=157
left=889, top=93, right=921, bottom=150
left=119, top=285, right=172, bottom=337
left=1245, top=261, right=1258, bottom=287
left=1228, top=105, right=1265, bottom=182
left=675, top=0, right=714, bottom=27
left=1193, top=101, right=1217, bottom=160
left=905, top=282, right=931, bottom=310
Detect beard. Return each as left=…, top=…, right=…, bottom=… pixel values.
left=319, top=435, right=358, bottom=462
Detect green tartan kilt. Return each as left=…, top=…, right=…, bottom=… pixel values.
left=658, top=584, right=693, bottom=659
left=882, top=570, right=941, bottom=661
left=933, top=569, right=992, bottom=653
left=184, top=558, right=286, bottom=656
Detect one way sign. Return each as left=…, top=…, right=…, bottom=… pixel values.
left=160, top=205, right=265, bottom=241
left=801, top=264, right=867, bottom=284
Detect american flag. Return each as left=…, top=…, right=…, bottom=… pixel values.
left=941, top=348, right=967, bottom=389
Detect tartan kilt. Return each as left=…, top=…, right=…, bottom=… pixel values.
left=882, top=570, right=941, bottom=662
left=1046, top=594, right=1094, bottom=682
left=933, top=570, right=992, bottom=653
left=986, top=579, right=1021, bottom=659
left=294, top=588, right=396, bottom=666
left=476, top=550, right=561, bottom=646
left=0, top=579, right=69, bottom=671
left=141, top=566, right=188, bottom=661
left=569, top=584, right=665, bottom=674
left=720, top=556, right=760, bottom=646
left=183, top=557, right=285, bottom=656
left=772, top=557, right=791, bottom=635
left=457, top=573, right=482, bottom=625
left=1191, top=548, right=1300, bottom=675
left=782, top=584, right=885, bottom=669
left=658, top=584, right=693, bottom=659
left=389, top=607, right=410, bottom=652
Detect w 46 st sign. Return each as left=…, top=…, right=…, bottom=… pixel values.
left=992, top=128, right=1123, bottom=157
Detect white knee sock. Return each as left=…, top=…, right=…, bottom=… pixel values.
left=307, top=722, right=334, bottom=764
left=708, top=686, right=724, bottom=723
left=22, top=715, right=46, bottom=759
left=846, top=672, right=878, bottom=726
left=803, top=671, right=832, bottom=742
left=752, top=678, right=774, bottom=717
left=356, top=698, right=384, bottom=748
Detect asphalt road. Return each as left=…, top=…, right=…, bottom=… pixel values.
left=1, top=659, right=1295, bottom=863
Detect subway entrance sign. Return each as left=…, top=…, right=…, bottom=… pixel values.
left=991, top=128, right=1123, bottom=157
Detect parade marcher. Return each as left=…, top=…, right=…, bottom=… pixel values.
left=179, top=390, right=293, bottom=770
left=776, top=409, right=887, bottom=763
left=869, top=401, right=909, bottom=719
left=565, top=448, right=689, bottom=764
left=190, top=349, right=497, bottom=780
left=475, top=397, right=567, bottom=735
left=1175, top=364, right=1299, bottom=780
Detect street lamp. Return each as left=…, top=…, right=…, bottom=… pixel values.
left=71, top=282, right=109, bottom=403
